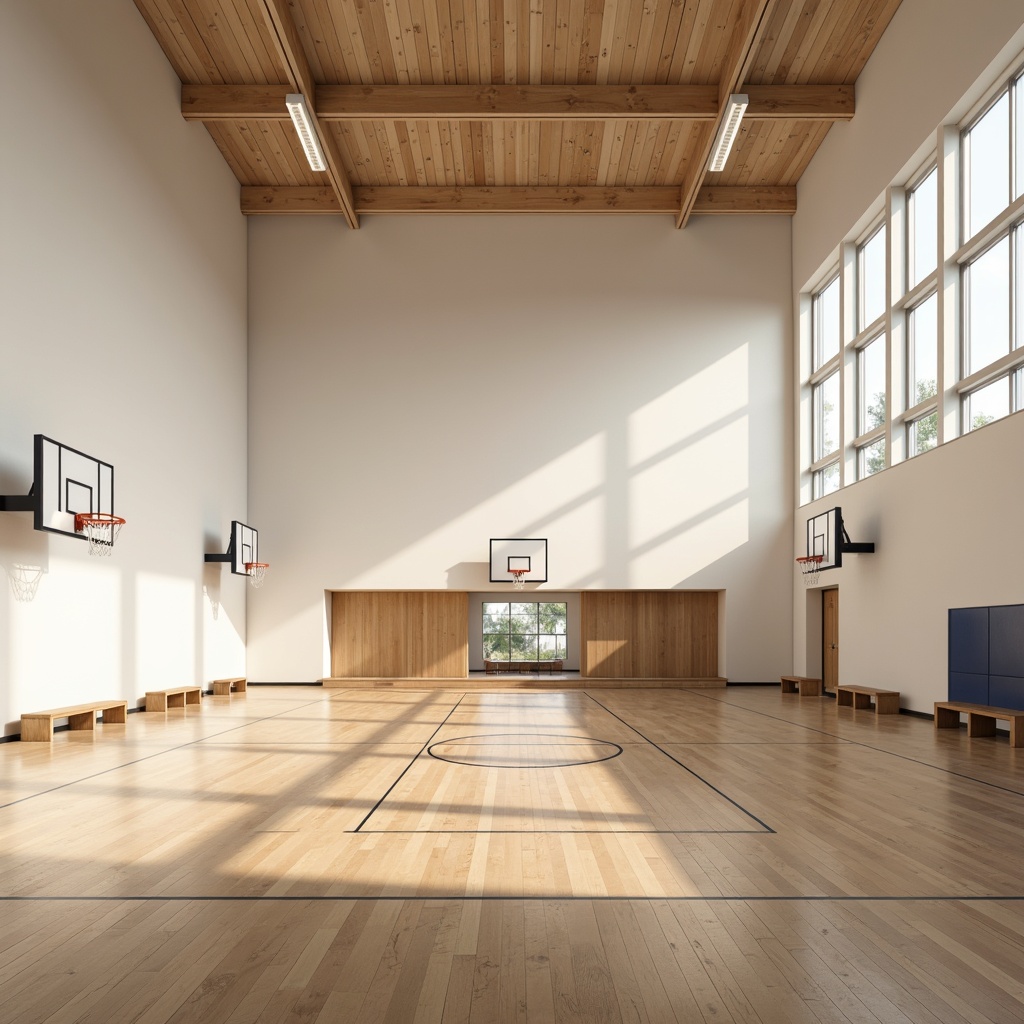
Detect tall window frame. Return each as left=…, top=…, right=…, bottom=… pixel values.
left=809, top=273, right=842, bottom=498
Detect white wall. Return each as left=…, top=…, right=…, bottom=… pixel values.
left=0, top=1, right=249, bottom=731
left=792, top=0, right=1024, bottom=712
left=248, top=214, right=794, bottom=683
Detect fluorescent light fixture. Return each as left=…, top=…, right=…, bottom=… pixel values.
left=285, top=93, right=327, bottom=172
left=708, top=93, right=748, bottom=173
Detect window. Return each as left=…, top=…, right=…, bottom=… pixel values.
left=908, top=293, right=938, bottom=406
left=483, top=602, right=566, bottom=661
left=964, top=236, right=1011, bottom=374
left=964, top=377, right=1011, bottom=430
left=813, top=372, right=839, bottom=463
left=963, top=91, right=1010, bottom=238
left=908, top=411, right=938, bottom=457
left=812, top=275, right=840, bottom=370
left=858, top=437, right=886, bottom=478
left=907, top=167, right=937, bottom=289
left=858, top=226, right=886, bottom=330
left=858, top=335, right=887, bottom=434
left=813, top=462, right=840, bottom=499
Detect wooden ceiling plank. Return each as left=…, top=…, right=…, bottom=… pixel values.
left=527, top=119, right=541, bottom=185
left=676, top=0, right=779, bottom=228
left=290, top=0, right=328, bottom=81
left=640, top=0, right=682, bottom=85
left=393, top=121, right=422, bottom=186
left=564, top=0, right=587, bottom=85
left=585, top=121, right=605, bottom=185
left=256, top=0, right=358, bottom=226
left=382, top=0, right=413, bottom=85
left=594, top=0, right=619, bottom=86
left=191, top=0, right=261, bottom=83
left=785, top=0, right=843, bottom=82
left=448, top=0, right=471, bottom=85
left=163, top=0, right=227, bottom=82
left=744, top=0, right=797, bottom=83
left=449, top=120, right=470, bottom=185
left=576, top=0, right=603, bottom=85
left=205, top=121, right=257, bottom=182
left=315, top=83, right=720, bottom=119
left=225, top=0, right=279, bottom=81
left=417, top=0, right=446, bottom=84
left=630, top=0, right=664, bottom=87
left=488, top=0, right=505, bottom=85
left=328, top=123, right=367, bottom=185
left=435, top=119, right=458, bottom=184
left=327, top=0, right=373, bottom=84
left=134, top=0, right=212, bottom=83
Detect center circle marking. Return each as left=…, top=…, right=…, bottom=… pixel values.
left=427, top=732, right=623, bottom=768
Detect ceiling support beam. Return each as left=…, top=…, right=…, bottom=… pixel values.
left=255, top=0, right=358, bottom=228
left=676, top=0, right=782, bottom=229
left=183, top=83, right=853, bottom=123
left=240, top=185, right=796, bottom=216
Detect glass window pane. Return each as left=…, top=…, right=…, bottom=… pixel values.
left=484, top=634, right=510, bottom=659
left=813, top=462, right=840, bottom=499
left=1017, top=77, right=1024, bottom=200
left=965, top=377, right=1010, bottom=431
left=1015, top=368, right=1023, bottom=410
left=1017, top=227, right=1024, bottom=351
left=510, top=602, right=537, bottom=619
left=510, top=634, right=537, bottom=660
left=538, top=636, right=557, bottom=660
left=814, top=372, right=840, bottom=461
left=909, top=294, right=938, bottom=405
left=909, top=168, right=937, bottom=288
left=909, top=412, right=938, bottom=457
left=539, top=603, right=566, bottom=633
left=859, top=227, right=886, bottom=328
left=965, top=237, right=1010, bottom=374
left=859, top=336, right=887, bottom=434
left=813, top=276, right=840, bottom=369
left=965, top=91, right=1010, bottom=238
left=859, top=437, right=886, bottom=478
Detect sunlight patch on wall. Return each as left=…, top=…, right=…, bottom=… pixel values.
left=136, top=573, right=195, bottom=690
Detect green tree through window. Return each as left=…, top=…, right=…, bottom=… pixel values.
left=483, top=602, right=567, bottom=661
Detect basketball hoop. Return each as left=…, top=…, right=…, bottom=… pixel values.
left=74, top=512, right=126, bottom=556
left=245, top=562, right=269, bottom=588
left=509, top=568, right=528, bottom=591
left=796, top=555, right=824, bottom=587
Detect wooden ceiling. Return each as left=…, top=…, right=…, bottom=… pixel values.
left=134, top=0, right=903, bottom=227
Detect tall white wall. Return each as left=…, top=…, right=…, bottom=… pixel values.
left=0, top=1, right=249, bottom=731
left=792, top=0, right=1024, bottom=712
left=248, top=214, right=793, bottom=683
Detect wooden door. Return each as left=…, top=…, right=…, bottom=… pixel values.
left=823, top=589, right=839, bottom=693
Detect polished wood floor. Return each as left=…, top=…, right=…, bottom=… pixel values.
left=2, top=686, right=1024, bottom=1022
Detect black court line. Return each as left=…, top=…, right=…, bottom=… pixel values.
left=350, top=693, right=468, bottom=833
left=0, top=695, right=332, bottom=813
left=584, top=692, right=775, bottom=833
left=2, top=894, right=1023, bottom=903
left=673, top=687, right=1024, bottom=800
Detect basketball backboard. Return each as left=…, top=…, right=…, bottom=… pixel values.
left=489, top=538, right=548, bottom=584
left=806, top=507, right=843, bottom=569
left=35, top=435, right=115, bottom=540
left=230, top=521, right=258, bottom=576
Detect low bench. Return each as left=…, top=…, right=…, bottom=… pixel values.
left=211, top=677, right=247, bottom=695
left=484, top=660, right=564, bottom=675
left=21, top=700, right=128, bottom=743
left=145, top=686, right=202, bottom=712
left=780, top=675, right=822, bottom=696
left=934, top=701, right=1024, bottom=747
left=836, top=684, right=900, bottom=715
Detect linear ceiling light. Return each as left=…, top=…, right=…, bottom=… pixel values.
left=285, top=93, right=327, bottom=172
left=708, top=93, right=748, bottom=173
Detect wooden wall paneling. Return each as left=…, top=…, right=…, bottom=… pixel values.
left=331, top=592, right=468, bottom=678
left=581, top=591, right=719, bottom=679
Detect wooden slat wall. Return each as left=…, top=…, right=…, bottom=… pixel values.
left=331, top=592, right=469, bottom=678
left=580, top=591, right=719, bottom=679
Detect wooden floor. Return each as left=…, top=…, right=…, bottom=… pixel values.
left=2, top=685, right=1024, bottom=1022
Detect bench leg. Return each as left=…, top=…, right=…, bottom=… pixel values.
left=68, top=711, right=95, bottom=732
left=1010, top=718, right=1024, bottom=748
left=853, top=692, right=871, bottom=711
left=935, top=706, right=961, bottom=729
left=147, top=693, right=168, bottom=713
left=103, top=704, right=127, bottom=724
left=186, top=689, right=201, bottom=707
left=212, top=681, right=229, bottom=695
left=21, top=718, right=54, bottom=742
left=967, top=713, right=996, bottom=738
left=875, top=693, right=899, bottom=715
left=837, top=689, right=852, bottom=707
left=235, top=679, right=247, bottom=692
left=168, top=692, right=185, bottom=710
left=781, top=680, right=796, bottom=694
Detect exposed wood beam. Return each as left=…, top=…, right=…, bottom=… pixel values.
left=676, top=0, right=781, bottom=229
left=255, top=0, right=358, bottom=229
left=240, top=185, right=797, bottom=216
left=183, top=83, right=853, bottom=123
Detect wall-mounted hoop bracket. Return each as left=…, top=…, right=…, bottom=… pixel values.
left=0, top=489, right=38, bottom=514
left=205, top=520, right=268, bottom=587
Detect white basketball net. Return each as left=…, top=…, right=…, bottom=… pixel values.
left=9, top=564, right=43, bottom=602
left=510, top=570, right=528, bottom=591
left=76, top=514, right=125, bottom=557
left=797, top=556, right=823, bottom=587
left=246, top=563, right=269, bottom=589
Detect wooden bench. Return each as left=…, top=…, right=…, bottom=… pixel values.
left=145, top=686, right=202, bottom=712
left=780, top=675, right=822, bottom=696
left=934, top=701, right=1024, bottom=747
left=484, top=660, right=564, bottom=675
left=836, top=684, right=900, bottom=715
left=211, top=677, right=247, bottom=695
left=21, top=700, right=128, bottom=743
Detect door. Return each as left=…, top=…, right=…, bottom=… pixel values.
left=823, top=588, right=839, bottom=693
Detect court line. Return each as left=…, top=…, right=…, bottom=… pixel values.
left=584, top=692, right=775, bottom=833
left=351, top=693, right=468, bottom=833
